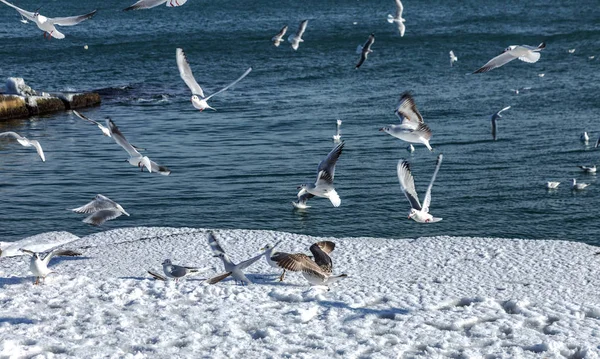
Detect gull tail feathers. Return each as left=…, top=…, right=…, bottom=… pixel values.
left=387, top=14, right=394, bottom=23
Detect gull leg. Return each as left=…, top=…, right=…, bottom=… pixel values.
left=34, top=277, right=38, bottom=285
left=279, top=270, right=286, bottom=282
left=48, top=31, right=53, bottom=40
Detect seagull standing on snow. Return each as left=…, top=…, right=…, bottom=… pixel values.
left=355, top=33, right=375, bottom=69
left=207, top=232, right=265, bottom=285
left=0, top=131, right=45, bottom=161
left=159, top=259, right=209, bottom=282
left=271, top=25, right=288, bottom=47
left=387, top=0, right=405, bottom=37
left=449, top=50, right=458, bottom=66
left=0, top=0, right=96, bottom=39
left=20, top=248, right=81, bottom=285
left=294, top=141, right=345, bottom=209
left=288, top=20, right=308, bottom=50
left=70, top=194, right=130, bottom=226
left=176, top=48, right=252, bottom=111
left=333, top=119, right=342, bottom=142
left=490, top=106, right=511, bottom=141
left=397, top=154, right=443, bottom=223
left=381, top=92, right=433, bottom=151
left=271, top=241, right=347, bottom=287
left=124, top=0, right=188, bottom=11
left=107, top=118, right=171, bottom=175
left=473, top=42, right=546, bottom=74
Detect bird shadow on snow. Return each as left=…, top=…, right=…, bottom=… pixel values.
left=0, top=316, right=36, bottom=325
left=0, top=276, right=29, bottom=288
left=318, top=300, right=410, bottom=322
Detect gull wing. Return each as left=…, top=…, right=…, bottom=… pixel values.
left=207, top=232, right=226, bottom=256
left=397, top=159, right=422, bottom=211
left=0, top=131, right=24, bottom=140
left=491, top=117, right=497, bottom=140
left=395, top=92, right=423, bottom=124
left=42, top=249, right=81, bottom=266
left=51, top=10, right=97, bottom=26
left=176, top=48, right=204, bottom=97
left=106, top=118, right=141, bottom=158
left=206, top=272, right=232, bottom=285
left=272, top=25, right=287, bottom=40
left=148, top=270, right=166, bottom=281
left=395, top=0, right=403, bottom=18
left=73, top=110, right=103, bottom=127
left=237, top=252, right=265, bottom=271
left=27, top=139, right=45, bottom=162
left=124, top=0, right=166, bottom=11
left=314, top=241, right=335, bottom=254
left=147, top=158, right=171, bottom=176
left=315, top=141, right=344, bottom=185
left=422, top=154, right=443, bottom=213
left=83, top=209, right=124, bottom=226
left=71, top=194, right=117, bottom=214
left=473, top=50, right=518, bottom=74
left=309, top=243, right=333, bottom=273
left=0, top=0, right=36, bottom=21
left=205, top=67, right=252, bottom=101
left=296, top=19, right=308, bottom=38
left=272, top=253, right=327, bottom=280
left=518, top=51, right=540, bottom=63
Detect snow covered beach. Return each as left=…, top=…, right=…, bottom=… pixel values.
left=1, top=227, right=599, bottom=358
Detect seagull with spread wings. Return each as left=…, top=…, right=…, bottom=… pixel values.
left=20, top=248, right=81, bottom=285
left=206, top=232, right=265, bottom=285
left=124, top=0, right=188, bottom=11
left=0, top=0, right=96, bottom=39
left=288, top=20, right=308, bottom=50
left=473, top=42, right=546, bottom=74
left=490, top=106, right=511, bottom=141
left=381, top=92, right=433, bottom=151
left=176, top=48, right=252, bottom=111
left=272, top=25, right=288, bottom=47
left=70, top=194, right=130, bottom=226
left=387, top=0, right=406, bottom=37
left=355, top=33, right=375, bottom=69
left=0, top=131, right=45, bottom=162
left=397, top=154, right=443, bottom=223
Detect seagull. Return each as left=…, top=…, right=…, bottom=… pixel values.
left=20, top=248, right=81, bottom=285
left=176, top=48, right=252, bottom=111
left=490, top=106, right=511, bottom=141
left=387, top=0, right=405, bottom=37
left=295, top=141, right=345, bottom=208
left=271, top=25, right=288, bottom=47
left=407, top=144, right=415, bottom=153
left=70, top=194, right=130, bottom=226
left=581, top=132, right=590, bottom=143
left=510, top=87, right=531, bottom=95
left=73, top=110, right=110, bottom=137
left=0, top=131, right=45, bottom=161
left=0, top=0, right=96, bottom=39
left=333, top=119, right=342, bottom=142
left=590, top=56, right=596, bottom=60
left=538, top=73, right=545, bottom=77
left=568, top=48, right=576, bottom=53
left=124, top=0, right=188, bottom=11
left=1, top=234, right=79, bottom=258
left=207, top=232, right=265, bottom=285
left=578, top=165, right=597, bottom=174
left=107, top=118, right=171, bottom=175
left=572, top=178, right=589, bottom=190
left=271, top=241, right=347, bottom=287
left=449, top=50, right=457, bottom=66
left=160, top=259, right=209, bottom=282
left=381, top=92, right=433, bottom=151
left=260, top=241, right=288, bottom=281
left=546, top=181, right=560, bottom=189
left=397, top=154, right=443, bottom=223
left=355, top=33, right=375, bottom=69
left=473, top=42, right=546, bottom=74
left=288, top=19, right=308, bottom=50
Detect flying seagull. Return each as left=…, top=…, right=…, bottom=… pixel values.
left=381, top=92, right=433, bottom=151
left=0, top=0, right=96, bottom=39
left=0, top=131, right=45, bottom=162
left=449, top=50, right=458, bottom=66
left=20, top=248, right=81, bottom=285
left=124, top=0, right=188, bottom=11
left=176, top=48, right=252, bottom=111
left=70, top=194, right=130, bottom=226
left=387, top=0, right=405, bottom=37
left=288, top=19, right=308, bottom=50
left=294, top=141, right=345, bottom=208
left=490, top=106, right=511, bottom=140
left=355, top=33, right=375, bottom=69
left=206, top=232, right=265, bottom=285
left=107, top=118, right=171, bottom=175
left=271, top=25, right=288, bottom=47
left=397, top=154, right=443, bottom=223
left=271, top=241, right=347, bottom=287
left=473, top=42, right=546, bottom=74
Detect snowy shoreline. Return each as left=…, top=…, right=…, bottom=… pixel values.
left=1, top=227, right=599, bottom=358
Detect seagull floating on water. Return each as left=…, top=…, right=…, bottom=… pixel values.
left=397, top=154, right=443, bottom=223
left=387, top=0, right=405, bottom=37
left=355, top=33, right=375, bottom=69
left=294, top=141, right=345, bottom=208
left=0, top=131, right=45, bottom=161
left=546, top=181, right=560, bottom=189
left=207, top=232, right=265, bottom=285
left=381, top=92, right=433, bottom=151
left=538, top=73, right=545, bottom=77
left=449, top=50, right=458, bottom=66
left=578, top=165, right=597, bottom=174
left=333, top=119, right=342, bottom=142
left=0, top=0, right=96, bottom=39
left=271, top=241, right=346, bottom=287
left=176, top=48, right=252, bottom=111
left=107, top=118, right=171, bottom=175
left=572, top=178, right=589, bottom=190
left=124, top=0, right=187, bottom=11
left=70, top=194, right=130, bottom=226
left=271, top=25, right=288, bottom=47
left=473, top=42, right=546, bottom=74
left=490, top=106, right=511, bottom=141
left=20, top=248, right=81, bottom=285
left=580, top=132, right=590, bottom=143
left=288, top=20, right=308, bottom=51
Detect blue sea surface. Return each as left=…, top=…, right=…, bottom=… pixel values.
left=0, top=0, right=599, bottom=244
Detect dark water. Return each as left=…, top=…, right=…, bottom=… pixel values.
left=1, top=0, right=599, bottom=244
